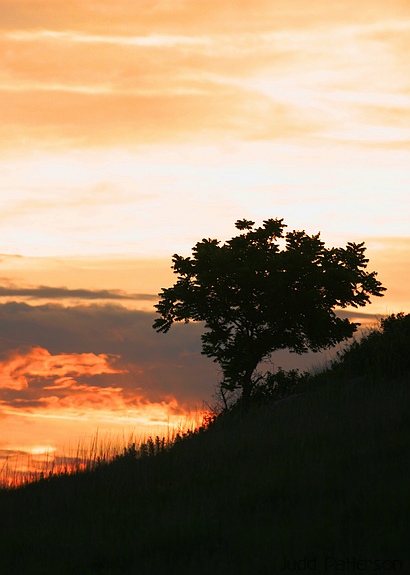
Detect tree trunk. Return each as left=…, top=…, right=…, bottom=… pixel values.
left=241, top=366, right=255, bottom=413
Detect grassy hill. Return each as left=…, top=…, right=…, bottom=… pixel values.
left=0, top=315, right=409, bottom=574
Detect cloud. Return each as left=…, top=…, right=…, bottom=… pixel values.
left=0, top=284, right=156, bottom=301
left=1, top=1, right=409, bottom=35
left=0, top=254, right=173, bottom=309
left=0, top=346, right=124, bottom=390
left=0, top=81, right=319, bottom=149
left=1, top=4, right=409, bottom=151
left=0, top=28, right=296, bottom=89
left=0, top=297, right=390, bottom=470
left=0, top=12, right=352, bottom=150
left=0, top=301, right=385, bottom=411
left=0, top=185, right=154, bottom=225
left=0, top=302, right=217, bottom=407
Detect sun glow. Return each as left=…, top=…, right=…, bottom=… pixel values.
left=29, top=445, right=57, bottom=457
left=0, top=406, right=210, bottom=487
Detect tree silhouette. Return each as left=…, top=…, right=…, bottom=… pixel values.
left=153, top=218, right=386, bottom=411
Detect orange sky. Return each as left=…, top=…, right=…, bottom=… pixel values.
left=1, top=0, right=409, bottom=476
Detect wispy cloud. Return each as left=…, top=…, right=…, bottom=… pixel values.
left=0, top=284, right=156, bottom=301
left=2, top=0, right=409, bottom=35
left=4, top=30, right=212, bottom=47
left=3, top=10, right=409, bottom=149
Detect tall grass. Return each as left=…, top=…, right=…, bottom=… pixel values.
left=331, top=312, right=410, bottom=380
left=0, top=413, right=210, bottom=490
left=0, top=313, right=408, bottom=574
left=0, top=433, right=118, bottom=489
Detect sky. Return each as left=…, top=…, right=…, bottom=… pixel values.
left=1, top=0, right=409, bottom=477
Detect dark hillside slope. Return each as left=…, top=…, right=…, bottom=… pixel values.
left=1, top=369, right=409, bottom=574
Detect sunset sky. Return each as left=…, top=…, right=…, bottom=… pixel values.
left=1, top=0, right=409, bottom=474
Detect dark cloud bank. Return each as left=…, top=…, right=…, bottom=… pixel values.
left=0, top=302, right=216, bottom=407
left=0, top=285, right=156, bottom=301
left=0, top=301, right=380, bottom=413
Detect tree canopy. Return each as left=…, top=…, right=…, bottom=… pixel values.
left=153, top=218, right=386, bottom=411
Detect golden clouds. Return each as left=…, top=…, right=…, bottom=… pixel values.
left=0, top=347, right=124, bottom=390
left=0, top=88, right=265, bottom=148
left=0, top=302, right=217, bottom=404
left=0, top=254, right=172, bottom=308
left=2, top=0, right=410, bottom=35
left=2, top=89, right=322, bottom=149
left=2, top=10, right=410, bottom=149
left=1, top=26, right=321, bottom=148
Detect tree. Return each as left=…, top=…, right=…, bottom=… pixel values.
left=153, top=218, right=386, bottom=411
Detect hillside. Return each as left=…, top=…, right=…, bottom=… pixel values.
left=0, top=315, right=409, bottom=574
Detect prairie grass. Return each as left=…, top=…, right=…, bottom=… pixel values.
left=0, top=372, right=408, bottom=574
left=0, top=416, right=204, bottom=489
left=0, top=315, right=409, bottom=574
